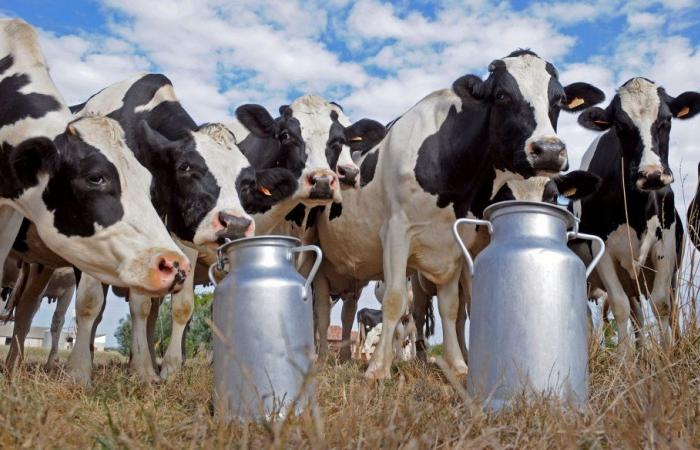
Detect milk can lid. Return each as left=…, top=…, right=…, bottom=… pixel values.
left=483, top=200, right=577, bottom=229
left=215, top=234, right=302, bottom=254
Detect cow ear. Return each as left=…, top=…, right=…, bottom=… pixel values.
left=344, top=119, right=386, bottom=154
left=578, top=106, right=612, bottom=131
left=237, top=166, right=298, bottom=214
left=236, top=104, right=275, bottom=137
left=667, top=91, right=700, bottom=120
left=453, top=75, right=488, bottom=100
left=137, top=120, right=178, bottom=166
left=554, top=170, right=601, bottom=200
left=562, top=82, right=605, bottom=112
left=10, top=137, right=60, bottom=188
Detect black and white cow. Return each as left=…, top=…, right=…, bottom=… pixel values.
left=687, top=163, right=700, bottom=250
left=313, top=49, right=604, bottom=378
left=65, top=73, right=299, bottom=383
left=0, top=19, right=190, bottom=295
left=228, top=95, right=386, bottom=231
left=574, top=77, right=699, bottom=348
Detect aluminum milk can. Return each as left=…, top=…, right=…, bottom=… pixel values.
left=453, top=201, right=604, bottom=410
left=208, top=235, right=322, bottom=421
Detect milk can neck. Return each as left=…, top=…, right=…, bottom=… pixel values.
left=488, top=210, right=570, bottom=241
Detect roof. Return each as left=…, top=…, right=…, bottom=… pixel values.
left=327, top=325, right=358, bottom=342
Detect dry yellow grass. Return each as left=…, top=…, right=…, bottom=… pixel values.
left=1, top=329, right=699, bottom=449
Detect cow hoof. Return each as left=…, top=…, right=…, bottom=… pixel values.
left=364, top=364, right=391, bottom=380
left=159, top=357, right=181, bottom=381
left=67, top=369, right=93, bottom=388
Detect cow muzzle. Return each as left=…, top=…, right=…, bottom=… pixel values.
left=527, top=138, right=568, bottom=172
left=215, top=211, right=255, bottom=243
left=636, top=167, right=673, bottom=190
left=145, top=250, right=191, bottom=295
left=307, top=171, right=338, bottom=200
left=337, top=164, right=360, bottom=189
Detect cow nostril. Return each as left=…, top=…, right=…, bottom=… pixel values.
left=531, top=143, right=543, bottom=156
left=338, top=166, right=347, bottom=177
left=158, top=258, right=174, bottom=275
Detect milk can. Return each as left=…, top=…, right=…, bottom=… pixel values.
left=208, top=235, right=322, bottom=421
left=453, top=201, right=604, bottom=410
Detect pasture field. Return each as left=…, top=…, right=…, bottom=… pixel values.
left=1, top=332, right=700, bottom=449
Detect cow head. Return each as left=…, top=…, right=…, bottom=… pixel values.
left=236, top=96, right=385, bottom=204
left=453, top=49, right=605, bottom=176
left=9, top=117, right=190, bottom=295
left=137, top=121, right=296, bottom=248
left=578, top=77, right=700, bottom=190
left=492, top=170, right=601, bottom=203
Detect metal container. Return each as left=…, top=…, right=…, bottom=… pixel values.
left=453, top=201, right=604, bottom=410
left=208, top=235, right=322, bottom=421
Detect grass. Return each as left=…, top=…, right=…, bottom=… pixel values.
left=1, top=331, right=700, bottom=449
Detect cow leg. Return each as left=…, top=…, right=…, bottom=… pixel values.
left=630, top=296, right=645, bottom=348
left=437, top=269, right=468, bottom=375
left=313, top=275, right=332, bottom=362
left=649, top=233, right=676, bottom=347
left=456, top=282, right=469, bottom=362
left=0, top=207, right=23, bottom=286
left=67, top=274, right=104, bottom=387
left=6, top=264, right=53, bottom=373
left=411, top=276, right=430, bottom=362
left=366, top=218, right=410, bottom=380
left=340, top=295, right=358, bottom=363
left=146, top=297, right=163, bottom=370
left=129, top=293, right=159, bottom=383
left=45, top=284, right=75, bottom=370
left=596, top=254, right=633, bottom=354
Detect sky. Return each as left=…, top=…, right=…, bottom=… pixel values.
left=2, top=0, right=700, bottom=346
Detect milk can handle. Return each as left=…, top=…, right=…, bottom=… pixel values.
left=208, top=260, right=227, bottom=287
left=567, top=231, right=605, bottom=279
left=452, top=218, right=494, bottom=276
left=289, top=244, right=323, bottom=301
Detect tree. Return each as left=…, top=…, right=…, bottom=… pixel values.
left=114, top=293, right=213, bottom=358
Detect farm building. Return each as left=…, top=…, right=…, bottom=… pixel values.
left=326, top=325, right=358, bottom=354
left=0, top=324, right=106, bottom=352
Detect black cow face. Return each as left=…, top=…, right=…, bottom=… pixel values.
left=137, top=121, right=220, bottom=242
left=236, top=104, right=307, bottom=178
left=453, top=50, right=604, bottom=177
left=492, top=170, right=601, bottom=204
left=579, top=77, right=700, bottom=191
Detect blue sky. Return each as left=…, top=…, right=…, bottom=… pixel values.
left=2, top=0, right=700, bottom=345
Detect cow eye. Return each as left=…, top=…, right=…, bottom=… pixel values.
left=494, top=91, right=510, bottom=103
left=279, top=131, right=291, bottom=142
left=86, top=174, right=106, bottom=186
left=178, top=162, right=191, bottom=172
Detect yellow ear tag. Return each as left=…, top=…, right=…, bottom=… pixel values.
left=593, top=120, right=609, bottom=125
left=567, top=97, right=585, bottom=109
left=259, top=187, right=272, bottom=196
left=677, top=106, right=690, bottom=118
left=350, top=136, right=363, bottom=142
left=67, top=124, right=78, bottom=135
left=562, top=187, right=577, bottom=197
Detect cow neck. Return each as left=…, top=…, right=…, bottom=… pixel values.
left=253, top=194, right=308, bottom=234
left=413, top=97, right=497, bottom=219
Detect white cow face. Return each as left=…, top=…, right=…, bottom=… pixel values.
left=579, top=77, right=700, bottom=190
left=12, top=117, right=190, bottom=295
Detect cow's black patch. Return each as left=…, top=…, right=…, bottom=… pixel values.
left=360, top=149, right=379, bottom=187
left=42, top=132, right=125, bottom=237
left=236, top=166, right=298, bottom=214
left=329, top=202, right=343, bottom=220
left=0, top=70, right=62, bottom=128
left=306, top=206, right=324, bottom=230
left=285, top=203, right=306, bottom=227
left=0, top=55, right=14, bottom=75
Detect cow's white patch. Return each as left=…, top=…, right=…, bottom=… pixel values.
left=503, top=54, right=557, bottom=159
left=619, top=78, right=662, bottom=173
left=504, top=176, right=550, bottom=201
left=603, top=223, right=640, bottom=280
left=134, top=83, right=177, bottom=113
left=490, top=169, right=522, bottom=199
